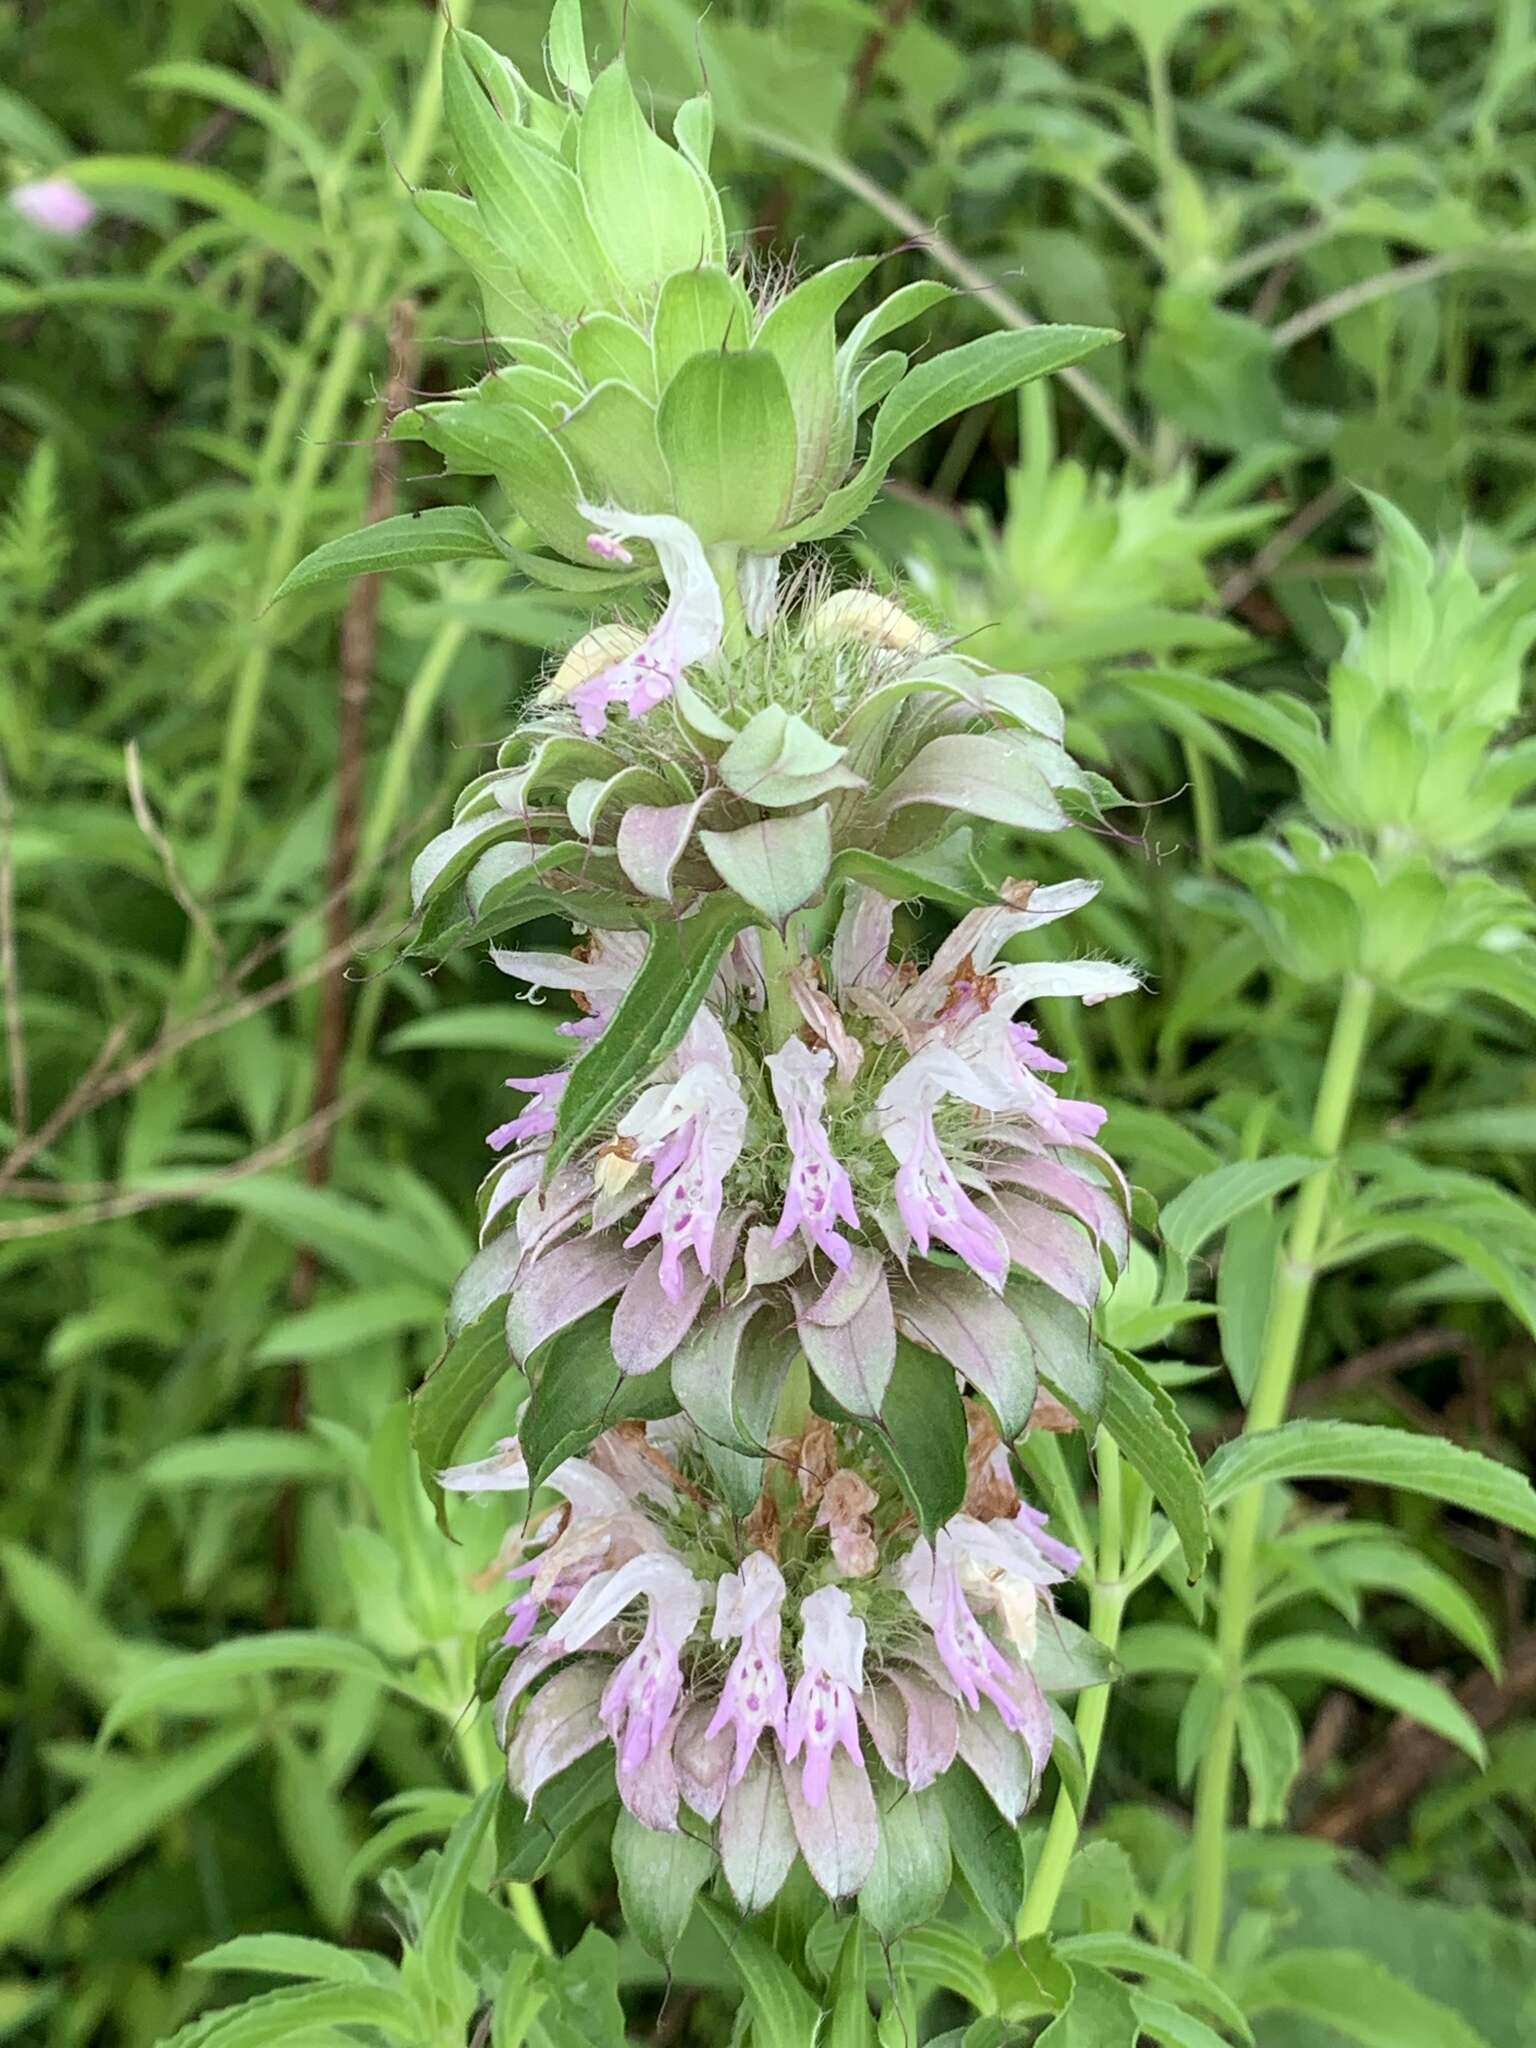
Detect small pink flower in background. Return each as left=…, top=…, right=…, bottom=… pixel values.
left=785, top=1584, right=867, bottom=1806
left=566, top=504, right=723, bottom=736
left=10, top=178, right=95, bottom=237
left=706, top=1552, right=790, bottom=1781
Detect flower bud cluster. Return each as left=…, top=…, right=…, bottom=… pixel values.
left=444, top=1410, right=1080, bottom=1906
left=1299, top=496, right=1536, bottom=861
left=400, top=28, right=1110, bottom=591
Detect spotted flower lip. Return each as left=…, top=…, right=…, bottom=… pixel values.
left=562, top=504, right=723, bottom=737
left=447, top=1414, right=1081, bottom=1902
left=470, top=880, right=1137, bottom=1431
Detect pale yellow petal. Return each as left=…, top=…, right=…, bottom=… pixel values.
left=541, top=623, right=646, bottom=702
left=803, top=588, right=939, bottom=654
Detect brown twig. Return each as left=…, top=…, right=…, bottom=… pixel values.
left=845, top=0, right=917, bottom=118
left=125, top=739, right=229, bottom=976
left=0, top=1019, right=132, bottom=1197
left=1306, top=1630, right=1536, bottom=1842
left=272, top=302, right=418, bottom=1613
left=1197, top=1327, right=1478, bottom=1451
left=1215, top=476, right=1353, bottom=615
left=292, top=298, right=418, bottom=1245
left=0, top=752, right=26, bottom=1145
left=0, top=1099, right=354, bottom=1243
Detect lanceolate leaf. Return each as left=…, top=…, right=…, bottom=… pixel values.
left=1205, top=1420, right=1536, bottom=1537
left=697, top=1897, right=821, bottom=2048
left=270, top=505, right=511, bottom=601
left=862, top=1335, right=968, bottom=1540
left=858, top=1777, right=951, bottom=1944
left=412, top=1302, right=514, bottom=1524
left=788, top=325, right=1117, bottom=542
left=1245, top=1633, right=1487, bottom=1764
left=1102, top=1349, right=1210, bottom=1578
left=546, top=894, right=753, bottom=1173
left=519, top=1310, right=674, bottom=1492
left=1159, top=1154, right=1317, bottom=1262
left=612, top=1807, right=713, bottom=1963
left=1243, top=1949, right=1494, bottom=2048
left=0, top=1726, right=261, bottom=1948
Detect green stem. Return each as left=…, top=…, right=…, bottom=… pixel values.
left=1018, top=379, right=1054, bottom=501
left=1019, top=1433, right=1130, bottom=1938
left=437, top=1635, right=551, bottom=1954
left=710, top=543, right=747, bottom=657
left=756, top=924, right=803, bottom=1052
left=1185, top=742, right=1219, bottom=875
left=1186, top=972, right=1374, bottom=1970
left=212, top=0, right=470, bottom=863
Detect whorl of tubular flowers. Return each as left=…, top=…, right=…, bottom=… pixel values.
left=470, top=882, right=1137, bottom=1433
left=408, top=516, right=1111, bottom=946
left=440, top=1410, right=1080, bottom=1905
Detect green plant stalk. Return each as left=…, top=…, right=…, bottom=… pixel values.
left=436, top=1634, right=551, bottom=1954
left=1018, top=1432, right=1129, bottom=1938
left=1186, top=971, right=1374, bottom=1970
left=756, top=923, right=805, bottom=1052
left=212, top=0, right=471, bottom=862
left=1185, top=742, right=1219, bottom=875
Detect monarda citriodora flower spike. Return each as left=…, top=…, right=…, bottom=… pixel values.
left=442, top=1413, right=1100, bottom=1908
left=458, top=880, right=1135, bottom=1435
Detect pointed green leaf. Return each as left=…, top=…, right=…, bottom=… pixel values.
left=547, top=893, right=754, bottom=1173
left=1102, top=1349, right=1209, bottom=1578
left=444, top=28, right=613, bottom=321
left=699, top=806, right=832, bottom=922
left=578, top=62, right=713, bottom=296
left=657, top=348, right=799, bottom=544
left=613, top=1808, right=713, bottom=1963
left=1246, top=1633, right=1487, bottom=1764
left=1205, top=1420, right=1536, bottom=1536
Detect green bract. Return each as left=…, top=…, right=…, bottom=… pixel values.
left=406, top=613, right=1113, bottom=954
left=1221, top=823, right=1533, bottom=995
left=381, top=27, right=1114, bottom=584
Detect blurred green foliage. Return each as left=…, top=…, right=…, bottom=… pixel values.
left=2, top=1, right=1536, bottom=2043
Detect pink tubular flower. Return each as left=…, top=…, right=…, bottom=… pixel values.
left=620, top=1014, right=747, bottom=1302
left=766, top=1038, right=859, bottom=1271
left=875, top=1044, right=1012, bottom=1289
left=550, top=1552, right=705, bottom=1772
left=705, top=1552, right=790, bottom=1782
left=1013, top=1500, right=1083, bottom=1580
left=487, top=1071, right=566, bottom=1151
left=785, top=1584, right=867, bottom=1807
left=896, top=1530, right=1032, bottom=1728
left=10, top=178, right=95, bottom=236
left=566, top=505, right=723, bottom=736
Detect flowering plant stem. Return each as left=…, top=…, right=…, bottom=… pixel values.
left=211, top=0, right=471, bottom=865
left=1187, top=971, right=1375, bottom=1969
left=1018, top=1433, right=1132, bottom=1937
